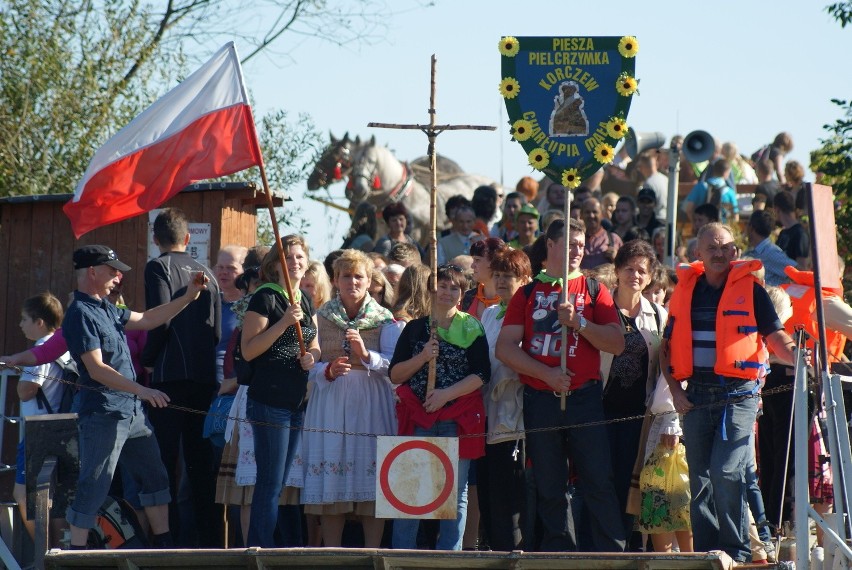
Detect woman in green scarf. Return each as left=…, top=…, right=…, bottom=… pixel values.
left=389, top=263, right=491, bottom=550
left=300, top=249, right=400, bottom=548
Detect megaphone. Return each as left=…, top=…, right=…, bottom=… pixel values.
left=625, top=128, right=666, bottom=159
left=683, top=130, right=715, bottom=163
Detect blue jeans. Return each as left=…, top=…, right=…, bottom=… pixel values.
left=68, top=410, right=170, bottom=529
left=523, top=383, right=626, bottom=552
left=246, top=398, right=303, bottom=547
left=683, top=379, right=759, bottom=562
left=746, top=435, right=771, bottom=543
left=392, top=421, right=470, bottom=551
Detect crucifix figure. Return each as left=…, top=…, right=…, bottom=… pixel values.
left=368, top=54, right=495, bottom=393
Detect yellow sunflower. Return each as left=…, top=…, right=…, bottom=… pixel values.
left=499, top=77, right=520, bottom=99
left=561, top=169, right=581, bottom=189
left=618, top=36, right=639, bottom=58
left=498, top=36, right=520, bottom=57
left=528, top=148, right=550, bottom=170
left=616, top=74, right=638, bottom=96
left=605, top=117, right=629, bottom=139
left=511, top=119, right=533, bottom=141
left=594, top=143, right=615, bottom=164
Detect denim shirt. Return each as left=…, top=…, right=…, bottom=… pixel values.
left=62, top=291, right=140, bottom=418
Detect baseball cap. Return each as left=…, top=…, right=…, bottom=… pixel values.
left=73, top=245, right=131, bottom=271
left=637, top=187, right=657, bottom=203
left=515, top=203, right=541, bottom=222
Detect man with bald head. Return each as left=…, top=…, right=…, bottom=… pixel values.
left=580, top=198, right=622, bottom=269
left=660, top=223, right=796, bottom=564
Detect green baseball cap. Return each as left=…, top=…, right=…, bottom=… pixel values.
left=515, top=203, right=541, bottom=223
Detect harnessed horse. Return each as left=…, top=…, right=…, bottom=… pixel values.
left=347, top=140, right=497, bottom=244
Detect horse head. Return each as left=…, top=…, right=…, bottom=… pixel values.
left=346, top=138, right=405, bottom=205
left=307, top=131, right=367, bottom=190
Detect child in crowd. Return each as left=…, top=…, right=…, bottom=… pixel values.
left=13, top=292, right=69, bottom=544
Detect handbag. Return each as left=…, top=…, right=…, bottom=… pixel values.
left=202, top=393, right=236, bottom=448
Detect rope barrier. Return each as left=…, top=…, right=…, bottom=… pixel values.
left=1, top=361, right=816, bottom=440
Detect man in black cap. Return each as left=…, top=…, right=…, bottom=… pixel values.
left=636, top=187, right=665, bottom=238
left=62, top=244, right=208, bottom=549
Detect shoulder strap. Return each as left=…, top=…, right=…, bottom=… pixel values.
left=521, top=281, right=537, bottom=301
left=586, top=276, right=600, bottom=307
left=35, top=387, right=54, bottom=414
left=651, top=302, right=662, bottom=335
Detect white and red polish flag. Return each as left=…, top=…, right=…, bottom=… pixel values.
left=64, top=42, right=262, bottom=238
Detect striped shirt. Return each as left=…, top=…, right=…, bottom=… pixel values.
left=743, top=238, right=797, bottom=286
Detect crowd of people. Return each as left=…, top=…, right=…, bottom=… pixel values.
left=4, top=131, right=852, bottom=566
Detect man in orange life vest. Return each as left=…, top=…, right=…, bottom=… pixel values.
left=660, top=223, right=797, bottom=564
left=758, top=263, right=851, bottom=528
left=497, top=218, right=627, bottom=552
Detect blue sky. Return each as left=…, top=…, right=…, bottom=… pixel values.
left=240, top=0, right=851, bottom=259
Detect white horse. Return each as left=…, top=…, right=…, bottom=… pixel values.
left=347, top=141, right=499, bottom=245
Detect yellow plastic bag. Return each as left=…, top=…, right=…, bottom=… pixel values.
left=638, top=442, right=691, bottom=533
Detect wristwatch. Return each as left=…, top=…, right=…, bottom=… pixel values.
left=577, top=315, right=587, bottom=333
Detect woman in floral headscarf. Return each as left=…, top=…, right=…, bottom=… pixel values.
left=300, top=249, right=402, bottom=547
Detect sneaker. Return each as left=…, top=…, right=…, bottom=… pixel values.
left=762, top=539, right=777, bottom=563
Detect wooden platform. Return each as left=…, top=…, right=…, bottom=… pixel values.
left=43, top=547, right=760, bottom=570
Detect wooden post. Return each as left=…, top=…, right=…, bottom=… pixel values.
left=368, top=55, right=495, bottom=395
left=560, top=188, right=573, bottom=411
left=34, top=457, right=57, bottom=570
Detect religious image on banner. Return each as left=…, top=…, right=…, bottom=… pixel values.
left=499, top=36, right=638, bottom=186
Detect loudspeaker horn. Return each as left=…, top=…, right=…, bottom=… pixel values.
left=683, top=130, right=715, bottom=163
left=625, top=128, right=666, bottom=159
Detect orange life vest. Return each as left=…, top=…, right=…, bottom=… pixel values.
left=781, top=266, right=847, bottom=363
left=668, top=259, right=766, bottom=380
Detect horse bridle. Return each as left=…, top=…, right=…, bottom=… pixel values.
left=348, top=158, right=414, bottom=206
left=315, top=143, right=353, bottom=187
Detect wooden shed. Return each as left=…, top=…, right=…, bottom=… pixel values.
left=0, top=182, right=279, bottom=505
left=0, top=182, right=275, bottom=356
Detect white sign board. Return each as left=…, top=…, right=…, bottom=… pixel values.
left=376, top=436, right=458, bottom=520
left=147, top=210, right=211, bottom=267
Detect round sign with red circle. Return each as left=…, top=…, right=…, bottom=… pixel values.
left=378, top=439, right=455, bottom=516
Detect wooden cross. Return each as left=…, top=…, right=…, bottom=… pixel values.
left=368, top=54, right=495, bottom=394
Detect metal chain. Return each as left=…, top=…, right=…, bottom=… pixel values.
left=0, top=361, right=815, bottom=440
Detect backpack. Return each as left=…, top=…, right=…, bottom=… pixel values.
left=232, top=328, right=253, bottom=386
left=35, top=354, right=78, bottom=414
left=460, top=288, right=477, bottom=312
left=751, top=144, right=771, bottom=165
left=232, top=283, right=291, bottom=386
left=86, top=496, right=148, bottom=549
left=705, top=180, right=725, bottom=208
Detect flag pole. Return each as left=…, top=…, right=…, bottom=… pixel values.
left=241, top=85, right=305, bottom=356
left=234, top=40, right=306, bottom=356
left=257, top=160, right=306, bottom=356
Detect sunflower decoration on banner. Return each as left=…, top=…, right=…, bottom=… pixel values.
left=499, top=35, right=639, bottom=186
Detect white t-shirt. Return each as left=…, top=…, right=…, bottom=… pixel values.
left=20, top=335, right=66, bottom=418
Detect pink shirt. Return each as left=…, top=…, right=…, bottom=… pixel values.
left=580, top=226, right=623, bottom=269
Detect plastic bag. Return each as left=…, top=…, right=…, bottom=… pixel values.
left=638, top=442, right=691, bottom=533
